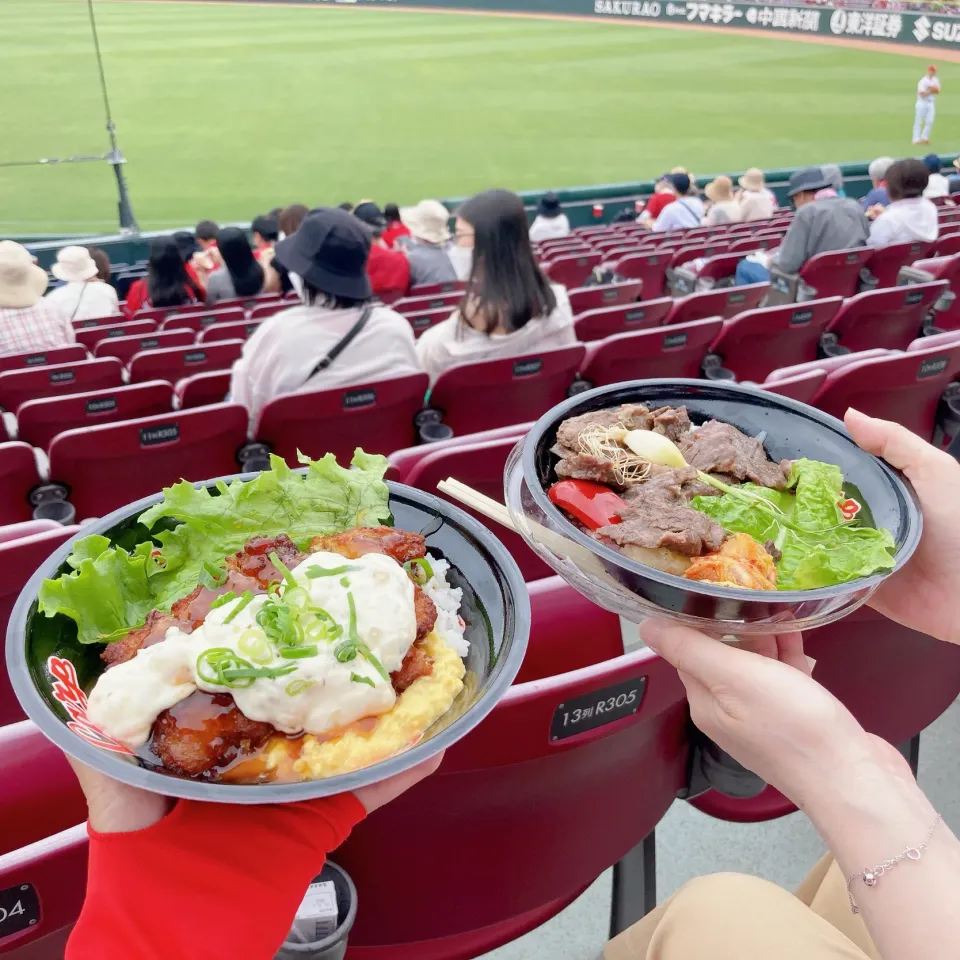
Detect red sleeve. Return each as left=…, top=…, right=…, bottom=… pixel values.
left=123, top=279, right=146, bottom=319
left=65, top=792, right=365, bottom=960
left=185, top=262, right=206, bottom=299
left=367, top=246, right=411, bottom=296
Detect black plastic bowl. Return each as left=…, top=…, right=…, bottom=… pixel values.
left=505, top=380, right=921, bottom=632
left=6, top=479, right=530, bottom=804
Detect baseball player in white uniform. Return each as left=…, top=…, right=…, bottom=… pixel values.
left=913, top=64, right=941, bottom=145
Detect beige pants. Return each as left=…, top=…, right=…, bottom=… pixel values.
left=605, top=855, right=880, bottom=960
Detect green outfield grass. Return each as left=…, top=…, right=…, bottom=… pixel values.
left=2, top=0, right=955, bottom=233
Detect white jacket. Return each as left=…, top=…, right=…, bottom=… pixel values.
left=529, top=215, right=571, bottom=243
left=868, top=198, right=940, bottom=247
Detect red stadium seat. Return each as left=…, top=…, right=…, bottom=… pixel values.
left=727, top=233, right=785, bottom=255
left=46, top=403, right=248, bottom=518
left=902, top=255, right=960, bottom=331
left=71, top=313, right=125, bottom=330
left=388, top=433, right=551, bottom=581
left=763, top=349, right=894, bottom=392
left=74, top=319, right=157, bottom=352
left=611, top=251, right=669, bottom=300
left=580, top=318, right=724, bottom=385
left=761, top=368, right=828, bottom=404
left=392, top=292, right=463, bottom=316
left=248, top=300, right=290, bottom=320
left=335, top=577, right=688, bottom=958
left=0, top=527, right=81, bottom=726
left=197, top=319, right=262, bottom=343
left=176, top=370, right=232, bottom=409
left=128, top=340, right=244, bottom=385
left=159, top=307, right=245, bottom=332
left=686, top=251, right=749, bottom=288
left=567, top=281, right=644, bottom=314
left=933, top=232, right=960, bottom=257
left=796, top=247, right=875, bottom=299
left=865, top=240, right=933, bottom=288
left=0, top=358, right=123, bottom=414
left=404, top=308, right=452, bottom=338
left=254, top=374, right=429, bottom=465
left=408, top=281, right=467, bottom=298
left=16, top=381, right=174, bottom=451
left=667, top=240, right=730, bottom=270
left=542, top=252, right=603, bottom=289
left=663, top=283, right=769, bottom=326
left=0, top=344, right=87, bottom=376
left=92, top=329, right=194, bottom=365
left=706, top=297, right=844, bottom=382
left=428, top=346, right=585, bottom=437
left=825, top=281, right=948, bottom=352
left=573, top=298, right=673, bottom=342
left=0, top=443, right=41, bottom=525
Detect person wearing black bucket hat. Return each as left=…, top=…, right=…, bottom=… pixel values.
left=229, top=207, right=420, bottom=424
left=529, top=191, right=571, bottom=243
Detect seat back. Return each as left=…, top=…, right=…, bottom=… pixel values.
left=934, top=231, right=960, bottom=257
left=567, top=281, right=644, bottom=314
left=0, top=443, right=41, bottom=526
left=812, top=340, right=960, bottom=438
left=573, top=297, right=673, bottom=342
left=827, top=281, right=948, bottom=352
left=75, top=319, right=158, bottom=352
left=197, top=319, right=262, bottom=343
left=46, top=403, right=247, bottom=518
left=542, top=252, right=603, bottom=289
left=392, top=292, right=463, bottom=316
left=255, top=373, right=429, bottom=464
left=176, top=370, right=232, bottom=409
left=611, top=252, right=669, bottom=299
left=159, top=307, right=246, bottom=332
left=71, top=313, right=126, bottom=330
left=248, top=300, right=290, bottom=320
left=0, top=358, right=123, bottom=414
left=906, top=254, right=960, bottom=331
left=429, top=346, right=585, bottom=437
left=408, top=280, right=467, bottom=298
left=0, top=345, right=88, bottom=376
left=405, top=307, right=452, bottom=338
left=128, top=340, right=244, bottom=385
left=0, top=528, right=81, bottom=725
left=92, top=328, right=194, bottom=365
left=664, top=283, right=769, bottom=326
left=693, top=251, right=748, bottom=283
left=17, top=381, right=174, bottom=451
left=709, top=297, right=844, bottom=382
left=581, top=318, right=724, bottom=385
left=761, top=368, right=828, bottom=403
left=798, top=247, right=875, bottom=299
left=667, top=240, right=730, bottom=269
left=866, top=240, right=933, bottom=287
left=727, top=233, right=785, bottom=254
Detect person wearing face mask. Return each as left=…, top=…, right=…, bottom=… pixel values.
left=415, top=189, right=576, bottom=384
left=229, top=208, right=421, bottom=426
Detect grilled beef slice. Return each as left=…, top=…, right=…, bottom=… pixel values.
left=678, top=421, right=791, bottom=490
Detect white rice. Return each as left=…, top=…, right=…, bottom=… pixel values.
left=421, top=554, right=468, bottom=658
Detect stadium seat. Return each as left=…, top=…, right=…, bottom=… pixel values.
left=0, top=358, right=123, bottom=414
left=405, top=308, right=452, bottom=338
left=761, top=368, right=828, bottom=404
left=573, top=297, right=673, bottom=342
left=0, top=344, right=87, bottom=376
left=933, top=232, right=960, bottom=257
left=197, top=319, right=262, bottom=343
left=0, top=443, right=41, bottom=525
left=248, top=300, right=290, bottom=321
left=900, top=254, right=960, bottom=331
left=763, top=349, right=893, bottom=395
left=612, top=252, right=669, bottom=300
left=580, top=318, right=724, bottom=385
left=75, top=319, right=157, bottom=352
left=865, top=240, right=932, bottom=288
left=667, top=240, right=730, bottom=270
left=71, top=313, right=126, bottom=330
left=254, top=373, right=429, bottom=465
left=45, top=403, right=247, bottom=519
left=684, top=251, right=749, bottom=289
left=663, top=283, right=769, bottom=326
left=16, top=381, right=174, bottom=451
left=128, top=340, right=244, bottom=385
left=567, top=281, right=644, bottom=314
left=705, top=297, right=844, bottom=382
left=428, top=345, right=585, bottom=437
left=825, top=281, right=948, bottom=352
left=159, top=307, right=245, bottom=332
left=392, top=292, right=463, bottom=316
left=727, top=233, right=785, bottom=255
left=176, top=370, right=232, bottom=409
left=542, top=252, right=603, bottom=289
left=335, top=577, right=689, bottom=958
left=795, top=247, right=875, bottom=300
left=408, top=281, right=467, bottom=298
left=92, top=329, right=194, bottom=365
left=387, top=432, right=551, bottom=582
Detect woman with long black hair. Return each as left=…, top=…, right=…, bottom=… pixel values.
left=205, top=226, right=277, bottom=304
left=415, top=188, right=574, bottom=383
left=123, top=236, right=204, bottom=317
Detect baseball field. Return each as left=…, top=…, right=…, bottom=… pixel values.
left=3, top=0, right=956, bottom=234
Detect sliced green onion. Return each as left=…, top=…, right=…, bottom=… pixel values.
left=305, top=564, right=357, bottom=578
left=268, top=581, right=281, bottom=596
left=334, top=641, right=358, bottom=663
left=351, top=672, right=375, bottom=688
left=359, top=645, right=390, bottom=683
left=202, top=560, right=228, bottom=587
left=283, top=587, right=310, bottom=609
left=339, top=576, right=350, bottom=588
left=223, top=590, right=254, bottom=624
left=347, top=592, right=361, bottom=644
left=403, top=557, right=434, bottom=585
left=286, top=678, right=315, bottom=696
left=269, top=551, right=298, bottom=589
left=209, top=590, right=238, bottom=611
left=279, top=644, right=319, bottom=659
left=238, top=629, right=272, bottom=664
left=222, top=664, right=296, bottom=681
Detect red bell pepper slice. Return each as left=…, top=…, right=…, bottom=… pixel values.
left=548, top=479, right=627, bottom=530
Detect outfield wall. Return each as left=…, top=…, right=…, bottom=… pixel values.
left=189, top=0, right=960, bottom=50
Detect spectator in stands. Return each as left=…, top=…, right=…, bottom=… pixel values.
left=861, top=156, right=893, bottom=212
left=0, top=241, right=76, bottom=356
left=401, top=200, right=457, bottom=287
left=229, top=208, right=419, bottom=423
left=278, top=204, right=309, bottom=239
left=205, top=227, right=278, bottom=304
left=734, top=167, right=869, bottom=286
left=652, top=173, right=704, bottom=231
left=45, top=245, right=120, bottom=321
left=528, top=191, right=571, bottom=243
left=817, top=163, right=846, bottom=199
left=382, top=203, right=412, bottom=249
left=123, top=236, right=204, bottom=318
left=922, top=153, right=950, bottom=197
left=638, top=175, right=677, bottom=227
left=737, top=168, right=776, bottom=221
left=87, top=246, right=112, bottom=284
left=415, top=189, right=575, bottom=383
left=353, top=201, right=411, bottom=297
left=195, top=220, right=220, bottom=251
left=702, top=176, right=742, bottom=226
left=868, top=158, right=939, bottom=247
left=251, top=214, right=280, bottom=260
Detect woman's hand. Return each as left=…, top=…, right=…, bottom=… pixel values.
left=845, top=408, right=960, bottom=645
left=639, top=621, right=877, bottom=810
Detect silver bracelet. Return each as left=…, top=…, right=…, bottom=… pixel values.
left=845, top=814, right=943, bottom=914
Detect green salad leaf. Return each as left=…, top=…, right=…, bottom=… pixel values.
left=37, top=448, right=390, bottom=643
left=692, top=458, right=896, bottom=591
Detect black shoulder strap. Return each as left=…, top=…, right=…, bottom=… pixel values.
left=69, top=282, right=88, bottom=322
left=303, top=304, right=374, bottom=384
